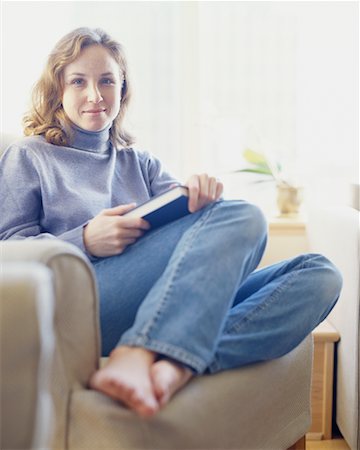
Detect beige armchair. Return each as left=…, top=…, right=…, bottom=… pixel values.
left=1, top=262, right=55, bottom=450
left=1, top=239, right=312, bottom=449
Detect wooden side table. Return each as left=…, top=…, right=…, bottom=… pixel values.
left=259, top=214, right=309, bottom=268
left=307, top=320, right=340, bottom=440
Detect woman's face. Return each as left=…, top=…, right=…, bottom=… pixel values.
left=62, top=45, right=122, bottom=132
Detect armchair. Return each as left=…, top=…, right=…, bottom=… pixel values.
left=1, top=239, right=312, bottom=449
left=1, top=127, right=313, bottom=450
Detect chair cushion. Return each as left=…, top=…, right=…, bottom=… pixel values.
left=68, top=335, right=312, bottom=450
left=1, top=133, right=19, bottom=156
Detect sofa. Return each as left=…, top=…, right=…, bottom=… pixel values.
left=1, top=134, right=313, bottom=449
left=307, top=192, right=360, bottom=450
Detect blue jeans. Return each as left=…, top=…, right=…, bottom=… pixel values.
left=92, top=200, right=342, bottom=374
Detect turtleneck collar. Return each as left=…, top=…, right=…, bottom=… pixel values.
left=70, top=124, right=111, bottom=154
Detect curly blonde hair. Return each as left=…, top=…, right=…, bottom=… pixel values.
left=23, top=27, right=134, bottom=148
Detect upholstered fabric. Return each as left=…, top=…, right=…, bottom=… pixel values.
left=1, top=240, right=312, bottom=449
left=1, top=262, right=55, bottom=450
left=307, top=205, right=360, bottom=450
left=0, top=132, right=18, bottom=155
left=1, top=240, right=100, bottom=449
left=69, top=337, right=312, bottom=450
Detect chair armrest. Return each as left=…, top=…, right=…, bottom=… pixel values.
left=307, top=205, right=360, bottom=449
left=1, top=240, right=100, bottom=450
left=1, top=240, right=101, bottom=385
left=1, top=263, right=55, bottom=450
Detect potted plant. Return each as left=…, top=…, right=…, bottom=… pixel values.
left=235, top=148, right=303, bottom=216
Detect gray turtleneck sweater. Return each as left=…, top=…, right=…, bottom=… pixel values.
left=0, top=125, right=177, bottom=255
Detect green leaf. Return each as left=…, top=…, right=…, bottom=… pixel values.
left=243, top=148, right=268, bottom=165
left=235, top=168, right=274, bottom=176
left=253, top=162, right=272, bottom=172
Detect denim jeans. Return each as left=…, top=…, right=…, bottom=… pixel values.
left=92, top=200, right=342, bottom=374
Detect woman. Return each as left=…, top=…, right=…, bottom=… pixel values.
left=0, top=27, right=342, bottom=418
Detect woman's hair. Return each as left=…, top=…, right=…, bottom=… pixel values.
left=23, top=27, right=134, bottom=148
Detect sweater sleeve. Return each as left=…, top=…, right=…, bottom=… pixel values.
left=0, top=145, right=89, bottom=255
left=142, top=151, right=180, bottom=196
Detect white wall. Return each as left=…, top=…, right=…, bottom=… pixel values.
left=1, top=1, right=358, bottom=212
left=294, top=2, right=358, bottom=208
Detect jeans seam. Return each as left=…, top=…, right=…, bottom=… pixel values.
left=207, top=256, right=314, bottom=374
left=226, top=255, right=312, bottom=335
left=139, top=202, right=218, bottom=339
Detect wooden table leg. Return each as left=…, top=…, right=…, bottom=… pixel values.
left=287, top=435, right=306, bottom=450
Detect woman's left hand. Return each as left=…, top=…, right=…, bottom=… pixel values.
left=186, top=173, right=223, bottom=213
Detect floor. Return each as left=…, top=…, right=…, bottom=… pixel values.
left=307, top=439, right=350, bottom=450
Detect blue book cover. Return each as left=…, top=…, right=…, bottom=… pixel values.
left=124, top=186, right=190, bottom=229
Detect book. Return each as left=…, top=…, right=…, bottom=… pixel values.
left=124, top=185, right=190, bottom=229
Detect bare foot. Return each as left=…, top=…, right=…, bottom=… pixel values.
left=150, top=359, right=193, bottom=408
left=89, top=346, right=159, bottom=417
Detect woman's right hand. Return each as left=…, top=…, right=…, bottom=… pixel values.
left=83, top=204, right=150, bottom=258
